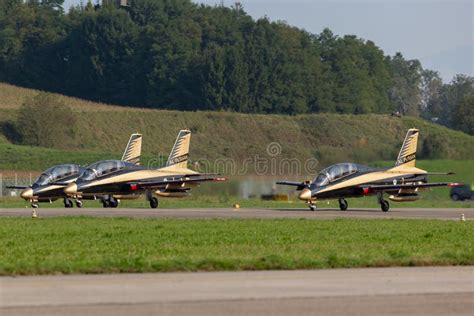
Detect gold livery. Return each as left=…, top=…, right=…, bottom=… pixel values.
left=7, top=133, right=143, bottom=216
left=277, top=129, right=461, bottom=212
left=64, top=129, right=226, bottom=208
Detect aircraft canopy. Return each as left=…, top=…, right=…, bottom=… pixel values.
left=314, top=163, right=358, bottom=187
left=80, top=160, right=125, bottom=181
left=34, top=164, right=81, bottom=186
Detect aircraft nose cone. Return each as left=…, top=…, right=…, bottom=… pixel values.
left=298, top=188, right=312, bottom=201
left=64, top=183, right=77, bottom=196
left=20, top=188, right=33, bottom=200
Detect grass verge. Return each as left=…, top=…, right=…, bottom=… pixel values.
left=1, top=80, right=473, bottom=171
left=0, top=217, right=472, bottom=275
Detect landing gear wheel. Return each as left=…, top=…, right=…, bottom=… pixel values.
left=149, top=197, right=159, bottom=209
left=109, top=197, right=119, bottom=208
left=102, top=199, right=110, bottom=208
left=75, top=200, right=83, bottom=208
left=308, top=202, right=316, bottom=211
left=31, top=202, right=39, bottom=218
left=381, top=200, right=390, bottom=212
left=31, top=202, right=38, bottom=218
left=64, top=198, right=73, bottom=208
left=339, top=198, right=348, bottom=211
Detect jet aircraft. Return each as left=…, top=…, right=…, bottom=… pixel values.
left=277, top=129, right=461, bottom=212
left=64, top=129, right=227, bottom=208
left=7, top=133, right=142, bottom=215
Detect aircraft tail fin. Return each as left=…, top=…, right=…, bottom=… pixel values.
left=166, top=129, right=191, bottom=169
left=122, top=133, right=142, bottom=165
left=395, top=128, right=419, bottom=168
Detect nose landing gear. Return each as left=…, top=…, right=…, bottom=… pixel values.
left=308, top=201, right=316, bottom=211
left=30, top=202, right=38, bottom=218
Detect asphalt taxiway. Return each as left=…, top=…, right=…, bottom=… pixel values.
left=1, top=266, right=472, bottom=315
left=0, top=207, right=472, bottom=219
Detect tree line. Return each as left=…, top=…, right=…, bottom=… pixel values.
left=0, top=0, right=472, bottom=134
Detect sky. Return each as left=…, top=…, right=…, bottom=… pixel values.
left=64, top=0, right=473, bottom=82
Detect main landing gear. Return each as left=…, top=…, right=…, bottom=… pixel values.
left=146, top=191, right=159, bottom=209
left=64, top=198, right=73, bottom=208
left=378, top=193, right=390, bottom=212
left=149, top=197, right=159, bottom=209
left=339, top=198, right=348, bottom=211
left=101, top=196, right=119, bottom=208
left=62, top=198, right=83, bottom=208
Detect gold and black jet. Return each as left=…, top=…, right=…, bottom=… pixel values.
left=7, top=133, right=142, bottom=214
left=277, top=129, right=461, bottom=212
left=64, top=129, right=227, bottom=208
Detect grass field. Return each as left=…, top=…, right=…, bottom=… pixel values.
left=0, top=217, right=472, bottom=275
left=1, top=82, right=473, bottom=172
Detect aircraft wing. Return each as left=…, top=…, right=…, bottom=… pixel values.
left=130, top=174, right=227, bottom=189
left=361, top=182, right=462, bottom=192
left=276, top=181, right=309, bottom=191
left=6, top=185, right=29, bottom=190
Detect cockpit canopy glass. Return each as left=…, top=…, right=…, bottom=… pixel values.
left=34, top=164, right=81, bottom=186
left=79, top=160, right=125, bottom=181
left=313, top=163, right=357, bottom=187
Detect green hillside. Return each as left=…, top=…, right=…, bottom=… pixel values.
left=0, top=83, right=473, bottom=172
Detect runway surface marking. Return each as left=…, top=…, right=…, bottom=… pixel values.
left=1, top=267, right=472, bottom=315
left=0, top=207, right=472, bottom=219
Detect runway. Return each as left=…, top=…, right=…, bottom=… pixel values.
left=0, top=207, right=472, bottom=219
left=1, top=266, right=472, bottom=315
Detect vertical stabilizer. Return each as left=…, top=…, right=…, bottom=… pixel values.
left=395, top=128, right=419, bottom=168
left=122, top=133, right=142, bottom=165
left=166, top=129, right=191, bottom=169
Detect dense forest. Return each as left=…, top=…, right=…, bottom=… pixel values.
left=0, top=0, right=472, bottom=134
